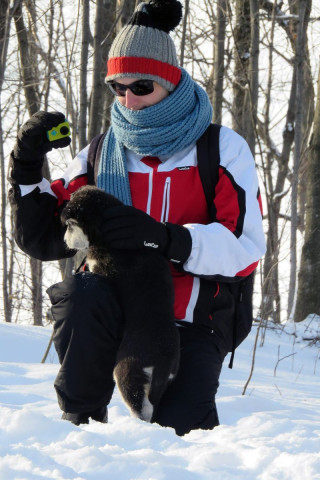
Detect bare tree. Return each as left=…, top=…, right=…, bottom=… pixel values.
left=88, top=0, right=116, bottom=140
left=294, top=64, right=320, bottom=322
left=248, top=0, right=259, bottom=152
left=118, top=0, right=136, bottom=30
left=287, top=0, right=312, bottom=318
left=231, top=0, right=251, bottom=144
left=212, top=0, right=227, bottom=124
left=179, top=0, right=190, bottom=67
left=14, top=1, right=43, bottom=325
left=0, top=0, right=14, bottom=322
left=259, top=0, right=314, bottom=323
left=259, top=0, right=283, bottom=323
left=79, top=0, right=91, bottom=150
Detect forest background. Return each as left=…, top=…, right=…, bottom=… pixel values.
left=0, top=0, right=320, bottom=337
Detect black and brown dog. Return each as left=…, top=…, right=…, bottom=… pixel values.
left=61, top=185, right=180, bottom=422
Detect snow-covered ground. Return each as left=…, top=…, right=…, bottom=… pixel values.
left=0, top=319, right=319, bottom=480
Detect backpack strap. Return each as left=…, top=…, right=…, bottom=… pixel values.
left=87, top=132, right=107, bottom=185
left=196, top=124, right=241, bottom=369
left=196, top=123, right=222, bottom=219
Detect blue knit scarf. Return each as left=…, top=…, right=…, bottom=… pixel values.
left=97, top=69, right=213, bottom=205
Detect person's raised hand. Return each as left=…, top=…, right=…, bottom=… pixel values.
left=11, top=111, right=71, bottom=184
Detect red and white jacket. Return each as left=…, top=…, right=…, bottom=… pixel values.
left=10, top=125, right=266, bottom=331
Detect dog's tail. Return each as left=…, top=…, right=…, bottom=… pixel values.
left=147, top=359, right=179, bottom=416
left=113, top=358, right=178, bottom=422
left=114, top=358, right=155, bottom=422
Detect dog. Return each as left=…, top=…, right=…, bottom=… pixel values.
left=61, top=185, right=180, bottom=422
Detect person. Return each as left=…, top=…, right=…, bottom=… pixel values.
left=8, top=0, right=266, bottom=436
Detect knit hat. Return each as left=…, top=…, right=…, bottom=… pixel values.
left=105, top=0, right=183, bottom=92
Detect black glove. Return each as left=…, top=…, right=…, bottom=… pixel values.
left=10, top=111, right=71, bottom=184
left=101, top=205, right=192, bottom=265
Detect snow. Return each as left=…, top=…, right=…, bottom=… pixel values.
left=0, top=320, right=319, bottom=480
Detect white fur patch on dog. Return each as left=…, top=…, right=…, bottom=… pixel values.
left=143, top=366, right=154, bottom=379
left=64, top=220, right=89, bottom=250
left=86, top=258, right=97, bottom=272
left=141, top=366, right=154, bottom=422
left=141, top=397, right=154, bottom=422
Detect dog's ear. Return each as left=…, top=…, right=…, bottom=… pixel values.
left=61, top=203, right=81, bottom=221
left=61, top=194, right=86, bottom=229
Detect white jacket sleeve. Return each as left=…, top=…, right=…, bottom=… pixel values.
left=183, top=126, right=266, bottom=279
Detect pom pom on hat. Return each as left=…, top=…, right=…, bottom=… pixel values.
left=106, top=0, right=183, bottom=92
left=136, top=0, right=183, bottom=33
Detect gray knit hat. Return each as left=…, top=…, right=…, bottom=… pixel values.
left=106, top=0, right=183, bottom=92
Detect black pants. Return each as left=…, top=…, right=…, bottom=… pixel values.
left=48, top=272, right=226, bottom=436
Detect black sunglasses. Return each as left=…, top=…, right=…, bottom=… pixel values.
left=107, top=79, right=154, bottom=97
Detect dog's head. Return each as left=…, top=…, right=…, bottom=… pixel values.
left=61, top=186, right=123, bottom=250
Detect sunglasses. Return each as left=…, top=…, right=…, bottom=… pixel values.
left=107, top=79, right=154, bottom=97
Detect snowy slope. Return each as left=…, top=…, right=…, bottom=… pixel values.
left=0, top=320, right=319, bottom=480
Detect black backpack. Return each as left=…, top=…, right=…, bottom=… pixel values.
left=87, top=125, right=254, bottom=368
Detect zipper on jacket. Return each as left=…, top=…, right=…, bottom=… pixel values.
left=160, top=177, right=171, bottom=222
left=146, top=170, right=154, bottom=215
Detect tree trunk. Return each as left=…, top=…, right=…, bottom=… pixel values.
left=292, top=0, right=314, bottom=235
left=79, top=0, right=90, bottom=150
left=232, top=0, right=250, bottom=136
left=260, top=0, right=282, bottom=323
left=117, top=0, right=135, bottom=30
left=287, top=0, right=309, bottom=318
left=212, top=0, right=226, bottom=125
left=260, top=68, right=296, bottom=322
left=102, top=0, right=126, bottom=132
left=14, top=3, right=43, bottom=326
left=0, top=0, right=12, bottom=322
left=247, top=0, right=259, bottom=154
left=231, top=0, right=257, bottom=155
left=88, top=0, right=115, bottom=140
left=294, top=64, right=320, bottom=322
left=179, top=0, right=189, bottom=67
left=14, top=4, right=40, bottom=114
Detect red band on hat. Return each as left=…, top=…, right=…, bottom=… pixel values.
left=107, top=57, right=181, bottom=85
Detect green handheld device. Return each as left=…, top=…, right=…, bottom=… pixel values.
left=47, top=121, right=71, bottom=142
